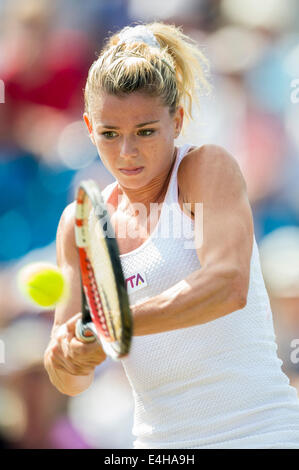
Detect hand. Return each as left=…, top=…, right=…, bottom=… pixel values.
left=46, top=313, right=106, bottom=376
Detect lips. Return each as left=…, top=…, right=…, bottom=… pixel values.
left=119, top=167, right=144, bottom=175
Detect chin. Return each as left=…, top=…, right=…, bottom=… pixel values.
left=119, top=178, right=147, bottom=190
left=117, top=170, right=150, bottom=189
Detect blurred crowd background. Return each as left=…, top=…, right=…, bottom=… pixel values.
left=0, top=0, right=298, bottom=449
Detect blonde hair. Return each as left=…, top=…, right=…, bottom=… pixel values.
left=84, top=22, right=210, bottom=124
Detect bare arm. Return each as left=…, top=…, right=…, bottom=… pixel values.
left=133, top=144, right=254, bottom=335
left=44, top=202, right=106, bottom=396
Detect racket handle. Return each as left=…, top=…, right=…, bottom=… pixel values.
left=75, top=318, right=97, bottom=343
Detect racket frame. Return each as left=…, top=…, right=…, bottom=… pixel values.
left=74, top=180, right=132, bottom=359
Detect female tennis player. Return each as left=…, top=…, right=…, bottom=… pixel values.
left=44, top=23, right=299, bottom=448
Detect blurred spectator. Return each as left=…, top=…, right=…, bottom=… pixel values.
left=259, top=227, right=299, bottom=386
left=69, top=360, right=134, bottom=449
left=0, top=0, right=93, bottom=266
left=0, top=0, right=92, bottom=147
left=0, top=314, right=91, bottom=448
left=0, top=314, right=134, bottom=448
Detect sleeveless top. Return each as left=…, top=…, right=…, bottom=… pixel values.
left=102, top=144, right=299, bottom=449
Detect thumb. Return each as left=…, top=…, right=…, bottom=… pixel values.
left=65, top=312, right=83, bottom=335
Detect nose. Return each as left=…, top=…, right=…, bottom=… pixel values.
left=120, top=136, right=138, bottom=159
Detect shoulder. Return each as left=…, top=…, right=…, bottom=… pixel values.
left=57, top=201, right=76, bottom=238
left=178, top=144, right=247, bottom=200
left=56, top=201, right=77, bottom=264
left=179, top=144, right=245, bottom=182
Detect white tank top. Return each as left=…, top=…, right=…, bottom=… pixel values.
left=103, top=144, right=299, bottom=449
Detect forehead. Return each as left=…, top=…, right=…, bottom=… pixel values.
left=90, top=92, right=170, bottom=126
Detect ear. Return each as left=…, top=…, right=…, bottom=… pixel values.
left=173, top=106, right=184, bottom=138
left=83, top=113, right=96, bottom=146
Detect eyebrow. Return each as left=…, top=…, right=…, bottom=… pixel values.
left=97, top=120, right=160, bottom=131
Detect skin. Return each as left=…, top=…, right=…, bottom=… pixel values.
left=44, top=91, right=254, bottom=396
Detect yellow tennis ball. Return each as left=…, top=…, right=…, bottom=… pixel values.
left=18, top=262, right=67, bottom=308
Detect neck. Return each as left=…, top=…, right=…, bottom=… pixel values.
left=118, top=149, right=177, bottom=208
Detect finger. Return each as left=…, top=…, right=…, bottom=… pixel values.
left=53, top=345, right=93, bottom=376
left=69, top=336, right=106, bottom=361
left=55, top=323, right=68, bottom=340
left=60, top=335, right=70, bottom=357
left=65, top=312, right=83, bottom=334
left=54, top=360, right=91, bottom=376
left=48, top=346, right=74, bottom=373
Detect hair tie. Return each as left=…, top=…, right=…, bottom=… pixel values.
left=118, top=25, right=160, bottom=49
left=117, top=25, right=175, bottom=75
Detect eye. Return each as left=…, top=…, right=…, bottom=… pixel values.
left=138, top=129, right=155, bottom=137
left=102, top=131, right=118, bottom=139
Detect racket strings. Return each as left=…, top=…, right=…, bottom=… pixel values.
left=77, top=192, right=112, bottom=339
left=88, top=206, right=121, bottom=341
left=76, top=181, right=132, bottom=357
left=85, top=256, right=110, bottom=338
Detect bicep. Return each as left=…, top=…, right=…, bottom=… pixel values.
left=196, top=187, right=253, bottom=275
left=183, top=145, right=254, bottom=285
left=54, top=203, right=82, bottom=328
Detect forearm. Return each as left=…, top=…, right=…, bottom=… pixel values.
left=44, top=347, right=94, bottom=396
left=133, top=266, right=247, bottom=336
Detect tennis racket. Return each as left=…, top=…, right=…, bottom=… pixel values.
left=74, top=179, right=133, bottom=360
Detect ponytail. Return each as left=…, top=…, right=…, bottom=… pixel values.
left=84, top=22, right=210, bottom=125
